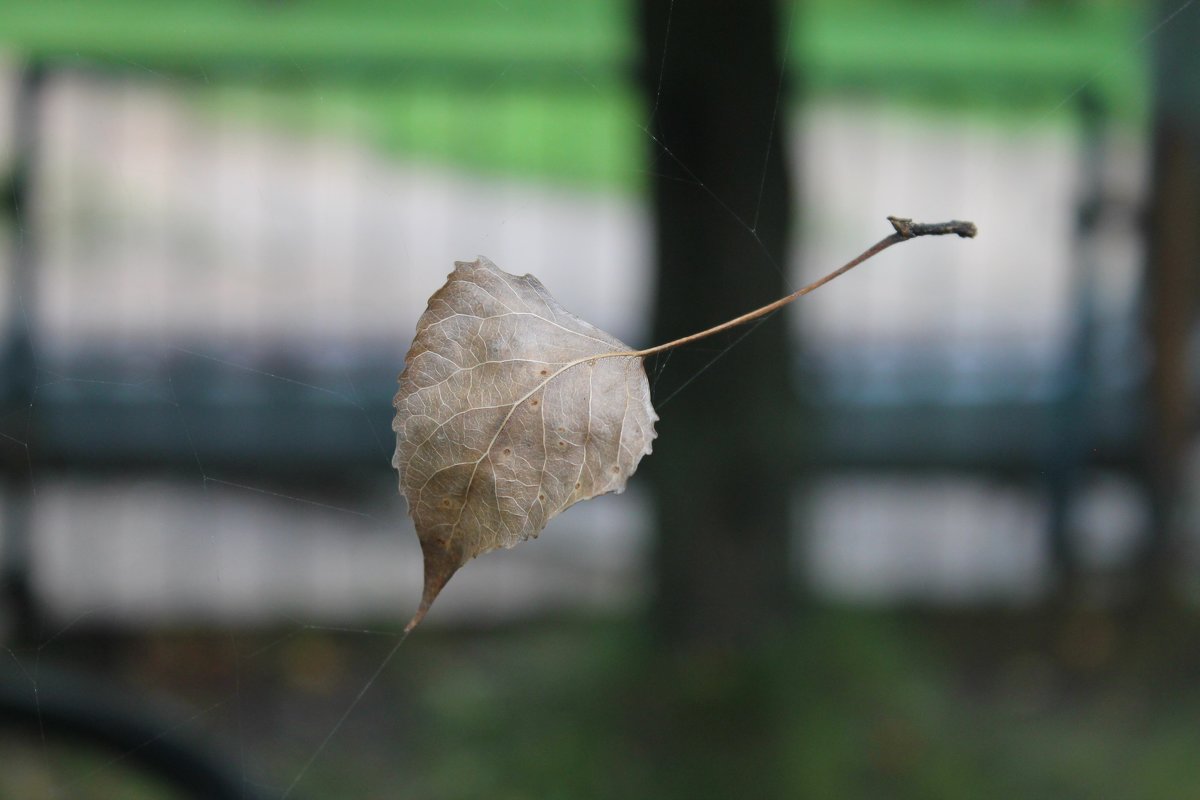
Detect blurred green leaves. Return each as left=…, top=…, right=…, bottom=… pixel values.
left=0, top=1, right=1149, bottom=191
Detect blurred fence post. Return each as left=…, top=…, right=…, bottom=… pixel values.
left=1141, top=1, right=1200, bottom=609
left=1, top=61, right=45, bottom=642
left=1044, top=88, right=1107, bottom=604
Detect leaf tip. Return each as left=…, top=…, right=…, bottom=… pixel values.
left=404, top=535, right=466, bottom=633
left=404, top=602, right=431, bottom=634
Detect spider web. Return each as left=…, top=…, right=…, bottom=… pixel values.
left=0, top=1, right=1192, bottom=796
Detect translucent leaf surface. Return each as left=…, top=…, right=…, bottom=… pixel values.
left=393, top=257, right=657, bottom=629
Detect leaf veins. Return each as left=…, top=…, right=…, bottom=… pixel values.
left=392, top=257, right=657, bottom=630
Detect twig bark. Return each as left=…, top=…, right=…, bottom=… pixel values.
left=886, top=216, right=977, bottom=239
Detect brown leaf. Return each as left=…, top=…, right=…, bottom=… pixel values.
left=392, top=257, right=657, bottom=630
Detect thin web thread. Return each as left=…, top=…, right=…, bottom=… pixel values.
left=1027, top=0, right=1196, bottom=129
left=647, top=0, right=675, bottom=123
left=162, top=364, right=251, bottom=792
left=614, top=0, right=1197, bottom=402
left=752, top=0, right=799, bottom=233
left=281, top=629, right=411, bottom=799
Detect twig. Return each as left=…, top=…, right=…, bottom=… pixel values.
left=886, top=216, right=977, bottom=239
left=628, top=216, right=977, bottom=359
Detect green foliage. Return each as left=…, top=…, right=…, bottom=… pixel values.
left=0, top=0, right=627, bottom=68
left=0, top=1, right=1148, bottom=190
left=25, top=610, right=1197, bottom=798
left=374, top=611, right=1200, bottom=800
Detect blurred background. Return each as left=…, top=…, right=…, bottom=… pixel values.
left=1, top=0, right=1198, bottom=797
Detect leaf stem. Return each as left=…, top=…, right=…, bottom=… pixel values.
left=628, top=216, right=977, bottom=359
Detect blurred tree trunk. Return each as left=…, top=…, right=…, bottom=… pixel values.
left=637, top=0, right=798, bottom=650
left=1141, top=1, right=1200, bottom=608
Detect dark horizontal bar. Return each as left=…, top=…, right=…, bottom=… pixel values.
left=1, top=350, right=1142, bottom=479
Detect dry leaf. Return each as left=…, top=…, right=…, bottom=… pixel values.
left=392, top=219, right=977, bottom=632
left=393, top=257, right=657, bottom=630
